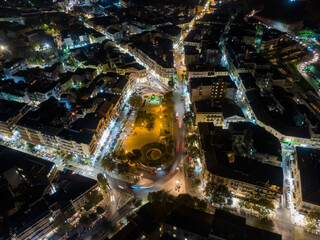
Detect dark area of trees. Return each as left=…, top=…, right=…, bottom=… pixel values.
left=128, top=93, right=143, bottom=108
left=147, top=191, right=207, bottom=212
left=101, top=154, right=116, bottom=172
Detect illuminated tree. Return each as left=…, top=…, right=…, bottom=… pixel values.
left=27, top=142, right=35, bottom=151
left=97, top=173, right=109, bottom=191
left=204, top=182, right=232, bottom=206
left=192, top=178, right=201, bottom=189
left=183, top=112, right=194, bottom=127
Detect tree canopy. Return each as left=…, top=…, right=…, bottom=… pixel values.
left=147, top=191, right=207, bottom=212
left=305, top=211, right=320, bottom=230
left=27, top=142, right=35, bottom=151
left=192, top=178, right=201, bottom=189
left=188, top=146, right=200, bottom=159
left=96, top=206, right=105, bottom=214
left=238, top=198, right=275, bottom=217
left=162, top=91, right=174, bottom=109
left=97, top=173, right=109, bottom=191
left=168, top=77, right=176, bottom=88
left=126, top=149, right=142, bottom=164
left=204, top=182, right=232, bottom=206
left=183, top=112, right=194, bottom=127
left=101, top=154, right=116, bottom=172
left=79, top=214, right=92, bottom=228
left=128, top=93, right=143, bottom=107
left=147, top=190, right=175, bottom=203
left=86, top=190, right=103, bottom=207
left=117, top=162, right=131, bottom=175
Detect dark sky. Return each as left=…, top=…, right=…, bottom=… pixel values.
left=240, top=0, right=320, bottom=27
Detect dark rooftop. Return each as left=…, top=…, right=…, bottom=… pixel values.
left=0, top=99, right=26, bottom=122
left=17, top=97, right=70, bottom=136
left=165, top=205, right=214, bottom=237
left=158, top=24, right=181, bottom=37
left=296, top=147, right=320, bottom=206
left=190, top=76, right=231, bottom=89
left=239, top=73, right=258, bottom=90
left=230, top=122, right=281, bottom=158
left=57, top=128, right=94, bottom=145
left=199, top=123, right=283, bottom=189
left=211, top=209, right=246, bottom=240
left=195, top=99, right=244, bottom=119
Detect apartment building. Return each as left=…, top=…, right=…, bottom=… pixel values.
left=238, top=73, right=320, bottom=147
left=15, top=97, right=98, bottom=156
left=189, top=76, right=231, bottom=102
left=199, top=123, right=283, bottom=204
left=187, top=65, right=228, bottom=79
left=0, top=145, right=98, bottom=240
left=163, top=207, right=281, bottom=240
left=0, top=100, right=29, bottom=138
left=194, top=99, right=245, bottom=128
left=292, top=147, right=320, bottom=214
left=131, top=46, right=175, bottom=80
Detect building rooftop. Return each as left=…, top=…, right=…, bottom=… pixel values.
left=55, top=172, right=97, bottom=201
left=190, top=76, right=231, bottom=89
left=0, top=145, right=55, bottom=238
left=17, top=97, right=70, bottom=136
left=0, top=99, right=26, bottom=122
left=3, top=58, right=25, bottom=69
left=230, top=122, right=281, bottom=159
left=296, top=147, right=320, bottom=206
left=195, top=99, right=244, bottom=119
left=165, top=205, right=214, bottom=237
left=211, top=209, right=246, bottom=239
left=70, top=112, right=103, bottom=132
left=57, top=128, right=94, bottom=145
left=131, top=36, right=174, bottom=68
left=158, top=24, right=181, bottom=37
left=239, top=73, right=258, bottom=90
left=211, top=209, right=281, bottom=240
left=249, top=97, right=310, bottom=139
left=199, top=123, right=283, bottom=189
left=0, top=145, right=54, bottom=184
left=184, top=45, right=199, bottom=55
left=205, top=151, right=283, bottom=190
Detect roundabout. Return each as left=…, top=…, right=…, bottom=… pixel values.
left=140, top=142, right=172, bottom=167
left=146, top=148, right=162, bottom=161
